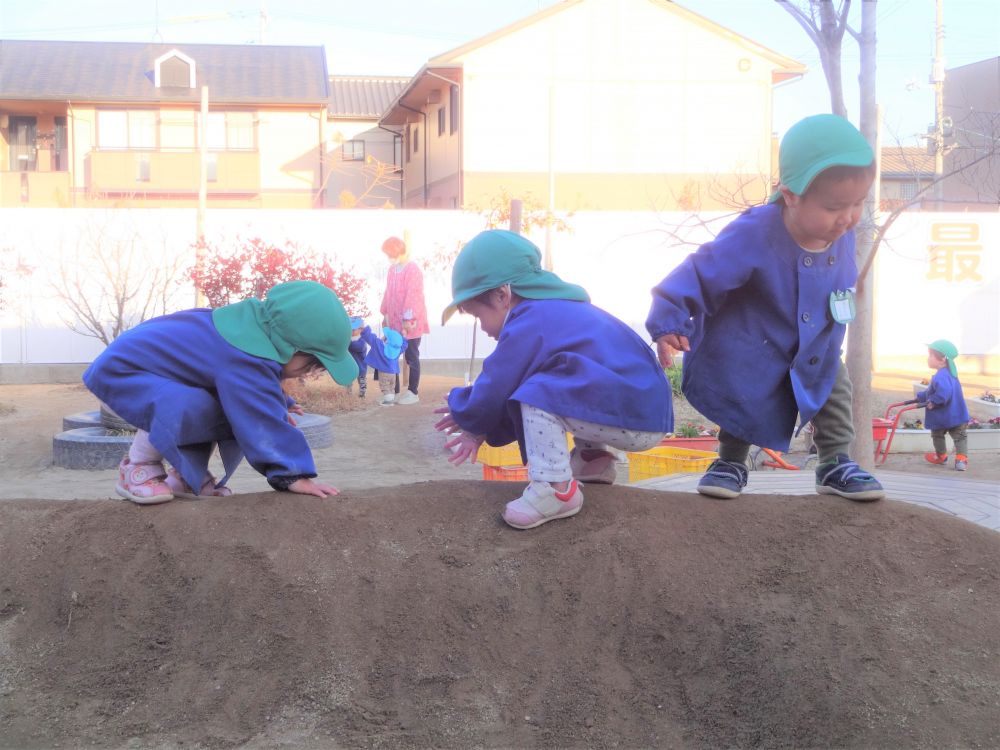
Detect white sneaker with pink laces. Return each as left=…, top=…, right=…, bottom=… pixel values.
left=502, top=479, right=584, bottom=529
left=116, top=458, right=174, bottom=505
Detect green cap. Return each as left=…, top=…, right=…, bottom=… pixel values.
left=768, top=114, right=874, bottom=203
left=927, top=338, right=959, bottom=378
left=442, top=230, right=589, bottom=324
left=212, top=280, right=358, bottom=385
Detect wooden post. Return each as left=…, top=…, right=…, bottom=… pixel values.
left=509, top=199, right=523, bottom=235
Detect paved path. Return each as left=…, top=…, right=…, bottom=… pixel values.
left=633, top=470, right=1000, bottom=532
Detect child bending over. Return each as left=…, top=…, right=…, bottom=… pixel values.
left=434, top=230, right=673, bottom=529
left=646, top=114, right=885, bottom=502
left=84, top=280, right=358, bottom=505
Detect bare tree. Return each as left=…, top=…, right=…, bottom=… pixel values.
left=50, top=216, right=189, bottom=345
left=777, top=0, right=852, bottom=117
left=317, top=151, right=402, bottom=209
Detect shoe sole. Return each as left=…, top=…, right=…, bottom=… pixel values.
left=815, top=485, right=885, bottom=502
left=503, top=503, right=582, bottom=530
left=116, top=484, right=173, bottom=505
left=574, top=472, right=615, bottom=485
left=697, top=485, right=742, bottom=500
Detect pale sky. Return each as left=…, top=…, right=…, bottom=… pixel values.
left=1, top=0, right=997, bottom=145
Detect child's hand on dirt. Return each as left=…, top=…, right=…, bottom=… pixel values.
left=287, top=403, right=305, bottom=426
left=288, top=478, right=340, bottom=497
left=443, top=432, right=484, bottom=466
left=656, top=334, right=689, bottom=368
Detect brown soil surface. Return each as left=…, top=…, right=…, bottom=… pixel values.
left=1, top=377, right=1000, bottom=748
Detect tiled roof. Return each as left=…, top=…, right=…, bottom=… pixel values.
left=881, top=146, right=935, bottom=176
left=328, top=76, right=409, bottom=119
left=0, top=40, right=328, bottom=104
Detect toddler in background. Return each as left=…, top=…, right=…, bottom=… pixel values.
left=360, top=324, right=407, bottom=406
left=434, top=230, right=672, bottom=530
left=915, top=339, right=970, bottom=471
left=347, top=317, right=369, bottom=398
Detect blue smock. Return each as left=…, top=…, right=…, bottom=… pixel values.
left=447, top=298, right=672, bottom=460
left=646, top=203, right=856, bottom=450
left=82, top=309, right=316, bottom=491
left=916, top=369, right=970, bottom=430
left=360, top=326, right=406, bottom=374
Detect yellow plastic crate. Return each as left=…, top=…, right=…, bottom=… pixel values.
left=626, top=446, right=717, bottom=482
left=477, top=441, right=524, bottom=467
left=477, top=435, right=575, bottom=468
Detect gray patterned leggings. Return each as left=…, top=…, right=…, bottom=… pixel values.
left=520, top=402, right=665, bottom=483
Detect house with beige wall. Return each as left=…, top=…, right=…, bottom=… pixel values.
left=379, top=0, right=804, bottom=211
left=324, top=76, right=407, bottom=208
left=0, top=40, right=329, bottom=208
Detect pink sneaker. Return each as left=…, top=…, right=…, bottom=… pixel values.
left=503, top=479, right=584, bottom=530
left=165, top=467, right=233, bottom=499
left=570, top=447, right=617, bottom=484
left=116, top=458, right=174, bottom=505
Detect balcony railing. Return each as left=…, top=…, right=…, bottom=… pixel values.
left=85, top=148, right=261, bottom=194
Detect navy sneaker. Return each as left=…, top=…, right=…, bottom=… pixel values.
left=697, top=459, right=748, bottom=499
left=815, top=454, right=885, bottom=502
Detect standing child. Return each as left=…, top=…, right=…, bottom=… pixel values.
left=360, top=324, right=407, bottom=406
left=434, top=230, right=672, bottom=530
left=348, top=317, right=369, bottom=398
left=646, top=113, right=885, bottom=502
left=83, top=280, right=358, bottom=504
left=915, top=339, right=970, bottom=471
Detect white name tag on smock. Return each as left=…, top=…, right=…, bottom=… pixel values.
left=829, top=289, right=856, bottom=324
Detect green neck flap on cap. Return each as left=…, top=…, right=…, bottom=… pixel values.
left=212, top=280, right=358, bottom=386
left=927, top=338, right=959, bottom=378
left=768, top=113, right=874, bottom=203
left=442, top=230, right=589, bottom=324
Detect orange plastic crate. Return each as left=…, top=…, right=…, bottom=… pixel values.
left=482, top=464, right=529, bottom=482
left=626, top=446, right=717, bottom=482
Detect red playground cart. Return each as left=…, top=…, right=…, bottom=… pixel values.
left=872, top=400, right=921, bottom=465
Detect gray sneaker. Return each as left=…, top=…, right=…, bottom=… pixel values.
left=955, top=457, right=968, bottom=471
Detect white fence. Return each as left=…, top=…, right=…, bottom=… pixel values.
left=1, top=208, right=997, bottom=371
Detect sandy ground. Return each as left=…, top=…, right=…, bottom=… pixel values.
left=0, top=375, right=995, bottom=501
left=1, top=375, right=1000, bottom=748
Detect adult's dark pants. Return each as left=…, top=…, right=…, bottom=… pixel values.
left=396, top=336, right=421, bottom=395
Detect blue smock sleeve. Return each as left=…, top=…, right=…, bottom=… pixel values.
left=646, top=212, right=758, bottom=341
left=446, top=325, right=545, bottom=447
left=214, top=359, right=317, bottom=483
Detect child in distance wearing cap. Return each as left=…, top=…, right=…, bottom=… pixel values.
left=347, top=317, right=369, bottom=398
left=83, top=281, right=358, bottom=504
left=434, top=229, right=673, bottom=530
left=646, top=113, right=885, bottom=502
left=915, top=339, right=971, bottom=471
left=359, top=324, right=408, bottom=406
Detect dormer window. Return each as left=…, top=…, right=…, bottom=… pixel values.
left=154, top=50, right=196, bottom=89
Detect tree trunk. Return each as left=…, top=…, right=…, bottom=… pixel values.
left=847, top=0, right=879, bottom=470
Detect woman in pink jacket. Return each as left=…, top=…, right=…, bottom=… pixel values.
left=380, top=236, right=429, bottom=404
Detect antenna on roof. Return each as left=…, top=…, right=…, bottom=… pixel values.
left=153, top=0, right=163, bottom=43
left=259, top=1, right=269, bottom=45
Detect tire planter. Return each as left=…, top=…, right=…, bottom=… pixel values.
left=53, top=413, right=334, bottom=470
left=53, top=427, right=134, bottom=469
left=62, top=410, right=102, bottom=431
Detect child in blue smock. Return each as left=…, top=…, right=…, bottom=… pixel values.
left=434, top=229, right=672, bottom=530
left=360, top=324, right=407, bottom=406
left=348, top=317, right=369, bottom=398
left=83, top=280, right=359, bottom=505
left=916, top=338, right=971, bottom=471
left=646, top=114, right=885, bottom=502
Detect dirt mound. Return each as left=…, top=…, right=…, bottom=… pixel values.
left=2, top=481, right=999, bottom=749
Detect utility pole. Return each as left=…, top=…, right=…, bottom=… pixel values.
left=931, top=0, right=945, bottom=208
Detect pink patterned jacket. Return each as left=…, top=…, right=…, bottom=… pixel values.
left=380, top=260, right=429, bottom=339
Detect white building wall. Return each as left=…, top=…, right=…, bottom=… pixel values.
left=0, top=208, right=997, bottom=368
